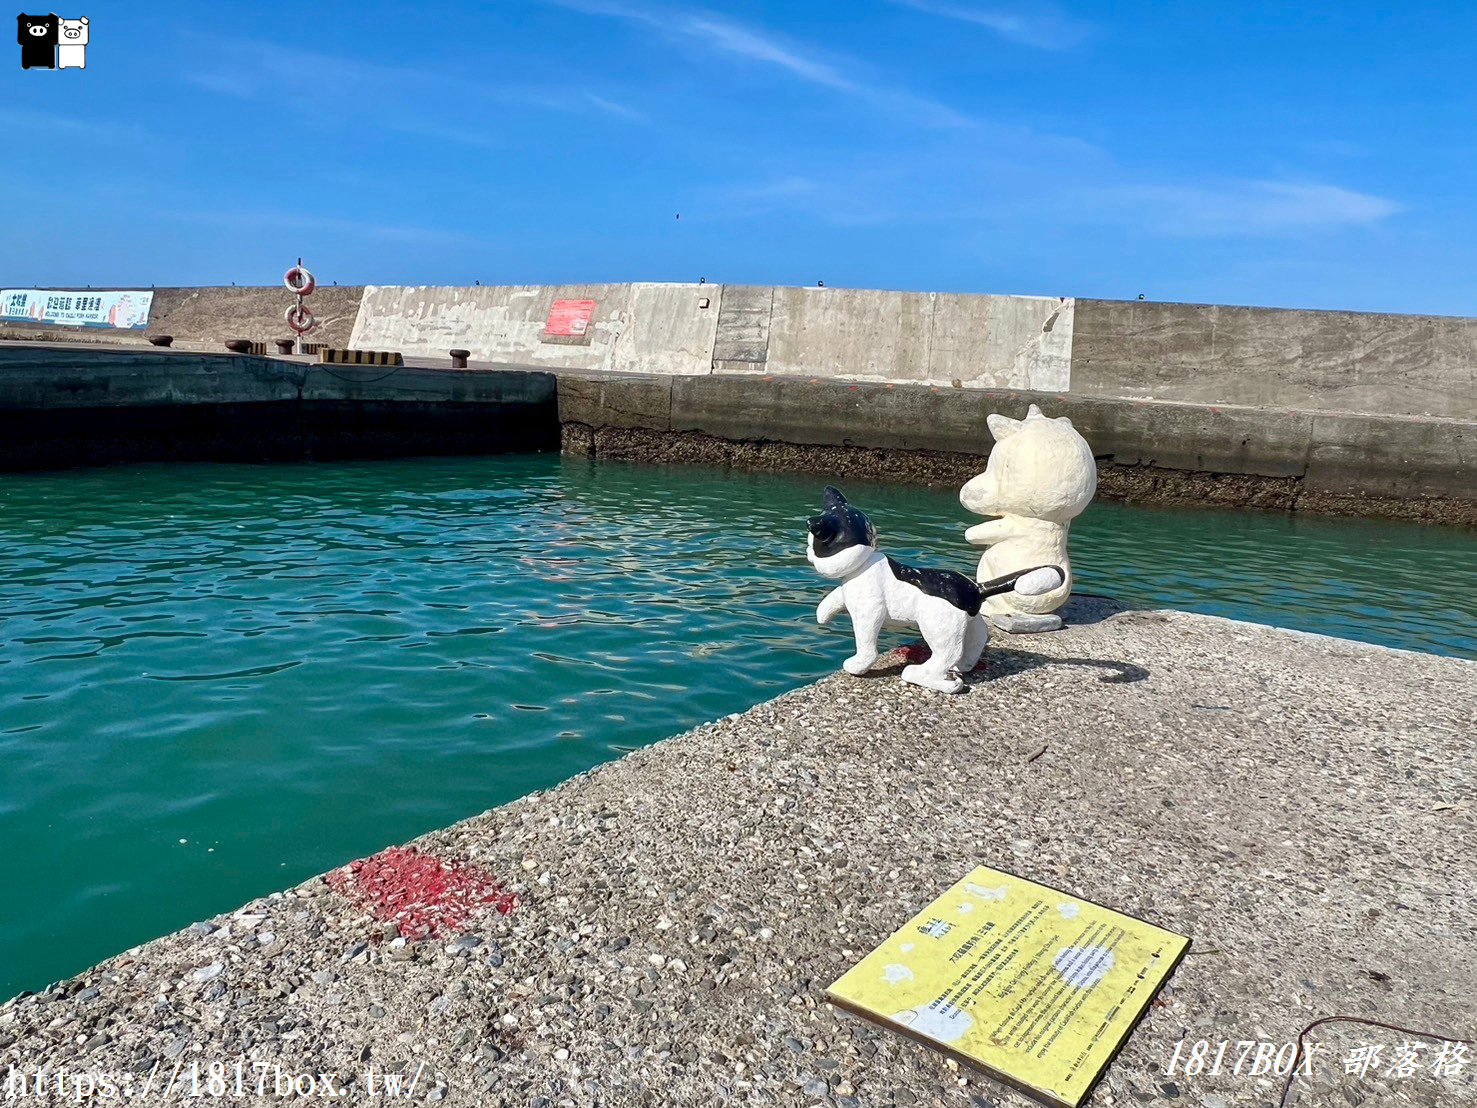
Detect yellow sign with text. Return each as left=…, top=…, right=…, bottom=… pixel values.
left=827, top=865, right=1190, bottom=1107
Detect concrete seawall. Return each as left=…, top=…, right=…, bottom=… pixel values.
left=558, top=370, right=1476, bottom=524
left=349, top=284, right=1074, bottom=391
left=350, top=283, right=724, bottom=378
left=9, top=282, right=1470, bottom=422
left=4, top=278, right=1474, bottom=523
left=0, top=286, right=365, bottom=351
left=1072, top=298, right=1477, bottom=420
left=347, top=283, right=1474, bottom=424
left=4, top=343, right=1471, bottom=524
left=0, top=344, right=558, bottom=468
left=5, top=286, right=1471, bottom=419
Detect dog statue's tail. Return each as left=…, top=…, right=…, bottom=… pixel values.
left=978, top=565, right=1065, bottom=599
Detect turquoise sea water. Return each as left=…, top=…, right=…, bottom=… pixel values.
left=2, top=455, right=1473, bottom=1000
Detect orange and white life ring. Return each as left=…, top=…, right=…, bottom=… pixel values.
left=284, top=266, right=316, bottom=296
left=285, top=304, right=316, bottom=333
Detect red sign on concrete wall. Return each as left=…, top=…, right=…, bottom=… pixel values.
left=545, top=299, right=596, bottom=337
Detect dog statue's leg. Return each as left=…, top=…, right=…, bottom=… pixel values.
left=902, top=605, right=967, bottom=693
left=960, top=614, right=990, bottom=672
left=843, top=600, right=885, bottom=676
left=816, top=586, right=846, bottom=626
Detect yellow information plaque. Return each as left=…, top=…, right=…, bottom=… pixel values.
left=826, top=865, right=1190, bottom=1107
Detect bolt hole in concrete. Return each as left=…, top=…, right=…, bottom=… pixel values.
left=0, top=454, right=1473, bottom=998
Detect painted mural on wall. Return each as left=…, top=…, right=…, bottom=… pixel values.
left=1, top=289, right=153, bottom=329
left=544, top=299, right=596, bottom=337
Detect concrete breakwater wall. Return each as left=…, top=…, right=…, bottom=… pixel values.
left=556, top=370, right=1476, bottom=525
left=0, top=286, right=364, bottom=350
left=1071, top=299, right=1477, bottom=420
left=3, top=281, right=1473, bottom=521
left=5, top=282, right=1473, bottom=422
left=351, top=284, right=1477, bottom=421
left=350, top=283, right=723, bottom=378
left=0, top=345, right=557, bottom=469
left=350, top=284, right=1074, bottom=391
left=5, top=342, right=1470, bottom=523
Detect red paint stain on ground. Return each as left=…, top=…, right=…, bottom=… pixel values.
left=325, top=846, right=517, bottom=940
left=891, top=641, right=990, bottom=672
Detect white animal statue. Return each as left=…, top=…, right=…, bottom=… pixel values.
left=806, top=486, right=1063, bottom=694
left=960, top=404, right=1097, bottom=634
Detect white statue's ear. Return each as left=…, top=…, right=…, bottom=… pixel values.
left=987, top=413, right=1021, bottom=441
left=1025, top=402, right=1074, bottom=428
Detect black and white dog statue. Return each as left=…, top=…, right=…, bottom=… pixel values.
left=807, top=486, right=1063, bottom=693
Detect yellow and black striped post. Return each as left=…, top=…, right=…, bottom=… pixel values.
left=319, top=349, right=404, bottom=367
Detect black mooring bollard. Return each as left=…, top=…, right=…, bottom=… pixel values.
left=274, top=338, right=296, bottom=355
left=224, top=339, right=252, bottom=354
left=148, top=335, right=174, bottom=347
left=450, top=349, right=470, bottom=369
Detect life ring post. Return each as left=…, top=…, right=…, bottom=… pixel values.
left=284, top=264, right=316, bottom=296
left=285, top=303, right=316, bottom=334
left=284, top=258, right=318, bottom=353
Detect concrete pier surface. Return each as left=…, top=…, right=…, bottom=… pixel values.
left=3, top=599, right=1473, bottom=1106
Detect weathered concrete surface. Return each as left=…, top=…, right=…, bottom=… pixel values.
left=0, top=343, right=557, bottom=469
left=558, top=370, right=1477, bottom=524
left=350, top=284, right=720, bottom=376
left=753, top=288, right=1072, bottom=390
left=350, top=284, right=1071, bottom=389
left=711, top=284, right=774, bottom=373
left=0, top=287, right=364, bottom=350
left=1072, top=299, right=1477, bottom=420
left=2, top=600, right=1472, bottom=1107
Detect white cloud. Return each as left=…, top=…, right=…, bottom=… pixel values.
left=680, top=15, right=861, bottom=93
left=709, top=170, right=919, bottom=227
left=547, top=0, right=971, bottom=128
left=891, top=0, right=1091, bottom=49
left=1097, top=180, right=1402, bottom=235
left=722, top=176, right=822, bottom=203
left=181, top=36, right=645, bottom=145
left=163, top=208, right=471, bottom=246
left=583, top=94, right=651, bottom=124
left=711, top=159, right=1400, bottom=240
left=6, top=109, right=151, bottom=142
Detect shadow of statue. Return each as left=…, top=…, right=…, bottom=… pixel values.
left=976, top=647, right=1149, bottom=685
left=1053, top=593, right=1141, bottom=628
left=866, top=636, right=1150, bottom=689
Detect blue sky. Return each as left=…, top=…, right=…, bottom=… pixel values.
left=7, top=1, right=1476, bottom=313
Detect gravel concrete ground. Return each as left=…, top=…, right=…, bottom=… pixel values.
left=2, top=598, right=1473, bottom=1107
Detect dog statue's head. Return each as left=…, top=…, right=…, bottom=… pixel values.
left=806, top=486, right=878, bottom=579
